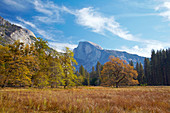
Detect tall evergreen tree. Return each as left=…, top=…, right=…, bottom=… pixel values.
left=129, top=60, right=134, bottom=67
left=79, top=65, right=85, bottom=78
left=135, top=62, right=140, bottom=74
left=90, top=66, right=97, bottom=86
left=96, top=61, right=102, bottom=85
left=144, top=58, right=150, bottom=85
left=151, top=50, right=156, bottom=85
left=137, top=63, right=144, bottom=85
left=166, top=49, right=170, bottom=85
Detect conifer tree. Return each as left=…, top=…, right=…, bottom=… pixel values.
left=90, top=66, right=97, bottom=86
left=138, top=63, right=144, bottom=85
left=144, top=58, right=150, bottom=85
left=129, top=60, right=134, bottom=67
left=96, top=61, right=102, bottom=85
left=151, top=50, right=157, bottom=85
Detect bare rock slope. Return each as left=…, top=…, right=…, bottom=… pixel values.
left=0, top=16, right=36, bottom=45
left=74, top=41, right=145, bottom=71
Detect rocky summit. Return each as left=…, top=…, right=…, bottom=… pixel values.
left=74, top=41, right=145, bottom=72
left=0, top=16, right=36, bottom=46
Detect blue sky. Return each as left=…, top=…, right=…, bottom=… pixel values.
left=0, top=0, right=170, bottom=57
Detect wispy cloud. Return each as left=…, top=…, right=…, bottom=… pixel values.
left=32, top=0, right=65, bottom=24
left=115, top=13, right=158, bottom=18
left=17, top=17, right=54, bottom=40
left=2, top=0, right=26, bottom=9
left=74, top=6, right=170, bottom=57
left=49, top=42, right=77, bottom=52
left=155, top=1, right=170, bottom=21
left=118, top=40, right=170, bottom=57
left=17, top=17, right=36, bottom=28
left=2, top=0, right=33, bottom=11
left=16, top=16, right=76, bottom=52
left=7, top=0, right=170, bottom=57
left=75, top=7, right=138, bottom=41
left=6, top=19, right=26, bottom=28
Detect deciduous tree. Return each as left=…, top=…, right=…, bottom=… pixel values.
left=101, top=56, right=138, bottom=88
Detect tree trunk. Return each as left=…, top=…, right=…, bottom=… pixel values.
left=51, top=82, right=55, bottom=88
left=64, top=85, right=66, bottom=89
left=2, top=78, right=8, bottom=88
left=116, top=82, right=119, bottom=88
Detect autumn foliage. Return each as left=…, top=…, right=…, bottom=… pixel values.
left=101, top=56, right=139, bottom=88
left=0, top=38, right=77, bottom=88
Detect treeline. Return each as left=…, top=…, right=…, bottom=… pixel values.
left=133, top=49, right=170, bottom=86
left=145, top=49, right=170, bottom=85
left=0, top=37, right=137, bottom=88
left=82, top=48, right=170, bottom=86
left=76, top=61, right=103, bottom=86
left=0, top=37, right=79, bottom=88
left=1, top=37, right=169, bottom=88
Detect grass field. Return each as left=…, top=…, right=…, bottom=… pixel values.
left=0, top=86, right=169, bottom=113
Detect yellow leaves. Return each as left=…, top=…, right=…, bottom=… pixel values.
left=101, top=56, right=139, bottom=87
left=0, top=38, right=79, bottom=88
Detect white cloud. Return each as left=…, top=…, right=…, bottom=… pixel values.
left=10, top=0, right=170, bottom=57
left=74, top=7, right=170, bottom=57
left=156, top=1, right=170, bottom=21
left=17, top=17, right=36, bottom=28
left=33, top=0, right=53, bottom=15
left=32, top=0, right=64, bottom=23
left=2, top=0, right=26, bottom=9
left=17, top=17, right=54, bottom=40
left=6, top=19, right=26, bottom=28
left=118, top=40, right=170, bottom=57
left=75, top=7, right=137, bottom=41
left=49, top=42, right=77, bottom=52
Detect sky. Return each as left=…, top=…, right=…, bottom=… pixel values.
left=0, top=0, right=170, bottom=57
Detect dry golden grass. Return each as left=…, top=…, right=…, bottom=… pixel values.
left=0, top=86, right=169, bottom=113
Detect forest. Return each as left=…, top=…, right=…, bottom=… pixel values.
left=0, top=37, right=169, bottom=88
left=0, top=38, right=169, bottom=113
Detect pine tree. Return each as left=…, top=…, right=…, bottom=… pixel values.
left=137, top=63, right=144, bottom=85
left=165, top=48, right=170, bottom=85
left=144, top=58, right=150, bottom=85
left=96, top=61, right=102, bottom=85
left=129, top=60, right=134, bottom=67
left=151, top=50, right=156, bottom=85
left=90, top=66, right=97, bottom=86
left=79, top=65, right=85, bottom=77
left=86, top=71, right=90, bottom=86
left=162, top=50, right=167, bottom=85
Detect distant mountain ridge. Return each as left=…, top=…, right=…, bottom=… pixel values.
left=0, top=16, right=36, bottom=45
left=73, top=41, right=145, bottom=72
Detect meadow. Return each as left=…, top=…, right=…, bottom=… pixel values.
left=0, top=86, right=169, bottom=113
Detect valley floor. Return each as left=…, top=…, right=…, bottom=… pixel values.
left=0, top=86, right=169, bottom=113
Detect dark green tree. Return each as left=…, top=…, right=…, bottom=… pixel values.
left=144, top=58, right=150, bottom=85
left=129, top=60, right=134, bottom=67
left=96, top=61, right=102, bottom=85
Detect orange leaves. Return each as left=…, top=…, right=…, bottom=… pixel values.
left=101, top=56, right=138, bottom=87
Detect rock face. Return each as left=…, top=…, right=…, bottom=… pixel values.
left=0, top=16, right=36, bottom=45
left=74, top=41, right=145, bottom=72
